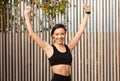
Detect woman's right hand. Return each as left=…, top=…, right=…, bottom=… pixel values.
left=24, top=6, right=31, bottom=16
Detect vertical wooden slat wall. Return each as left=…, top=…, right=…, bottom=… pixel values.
left=0, top=0, right=120, bottom=81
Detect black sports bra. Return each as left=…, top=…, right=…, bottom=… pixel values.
left=48, top=44, right=72, bottom=66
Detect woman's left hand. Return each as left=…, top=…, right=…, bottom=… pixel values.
left=83, top=4, right=90, bottom=13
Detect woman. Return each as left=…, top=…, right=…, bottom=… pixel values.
left=24, top=4, right=90, bottom=81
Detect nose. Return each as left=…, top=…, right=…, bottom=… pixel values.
left=58, top=34, right=62, bottom=38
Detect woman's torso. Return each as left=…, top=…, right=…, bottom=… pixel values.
left=48, top=44, right=72, bottom=76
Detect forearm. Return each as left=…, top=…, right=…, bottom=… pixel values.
left=75, top=13, right=90, bottom=40
left=78, top=13, right=90, bottom=31
left=24, top=14, right=34, bottom=35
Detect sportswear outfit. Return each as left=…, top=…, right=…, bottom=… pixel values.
left=48, top=44, right=72, bottom=81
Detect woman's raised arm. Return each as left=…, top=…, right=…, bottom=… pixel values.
left=68, top=4, right=91, bottom=50
left=24, top=6, right=53, bottom=57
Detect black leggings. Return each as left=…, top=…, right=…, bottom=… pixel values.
left=51, top=73, right=71, bottom=81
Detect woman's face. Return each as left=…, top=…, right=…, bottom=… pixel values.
left=52, top=28, right=66, bottom=44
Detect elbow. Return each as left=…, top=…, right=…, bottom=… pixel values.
left=28, top=31, right=34, bottom=37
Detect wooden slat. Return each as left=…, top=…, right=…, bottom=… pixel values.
left=0, top=33, right=1, bottom=81
left=117, top=32, right=120, bottom=81
left=113, top=0, right=117, bottom=81
left=117, top=0, right=120, bottom=79
left=0, top=9, right=1, bottom=81
left=22, top=32, right=25, bottom=81
left=25, top=31, right=28, bottom=81
left=0, top=33, right=3, bottom=81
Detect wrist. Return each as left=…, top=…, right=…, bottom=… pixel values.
left=85, top=11, right=91, bottom=14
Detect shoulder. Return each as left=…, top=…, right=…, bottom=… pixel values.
left=65, top=44, right=71, bottom=51
left=66, top=44, right=73, bottom=52
left=44, top=44, right=54, bottom=58
left=64, top=44, right=69, bottom=48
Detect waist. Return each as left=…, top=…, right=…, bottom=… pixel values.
left=52, top=64, right=71, bottom=76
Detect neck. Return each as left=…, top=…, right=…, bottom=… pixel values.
left=54, top=43, right=64, bottom=47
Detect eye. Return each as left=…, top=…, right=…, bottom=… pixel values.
left=61, top=33, right=65, bottom=35
left=55, top=33, right=59, bottom=35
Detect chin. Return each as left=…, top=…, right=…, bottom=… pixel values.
left=58, top=41, right=64, bottom=44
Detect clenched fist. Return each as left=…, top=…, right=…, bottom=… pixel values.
left=24, top=6, right=31, bottom=16
left=83, top=4, right=90, bottom=14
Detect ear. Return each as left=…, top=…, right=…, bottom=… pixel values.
left=52, top=35, right=54, bottom=39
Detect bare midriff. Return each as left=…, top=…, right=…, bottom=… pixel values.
left=52, top=64, right=71, bottom=76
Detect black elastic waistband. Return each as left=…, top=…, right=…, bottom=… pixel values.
left=54, top=73, right=71, bottom=78
left=52, top=73, right=71, bottom=81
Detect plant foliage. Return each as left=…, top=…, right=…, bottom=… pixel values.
left=37, top=0, right=70, bottom=18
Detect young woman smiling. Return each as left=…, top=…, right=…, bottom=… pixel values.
left=24, top=4, right=90, bottom=81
